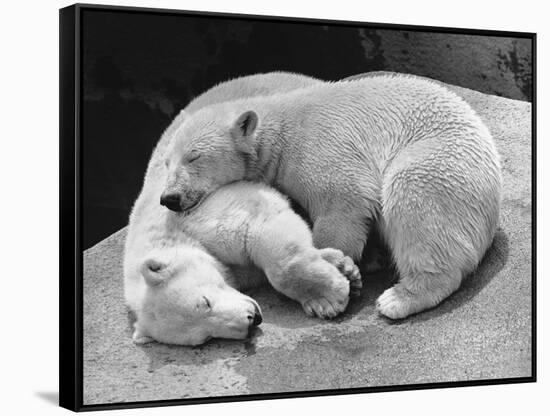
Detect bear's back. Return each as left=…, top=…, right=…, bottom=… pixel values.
left=185, top=72, right=322, bottom=114
left=226, top=74, right=494, bottom=167
left=266, top=75, right=481, bottom=132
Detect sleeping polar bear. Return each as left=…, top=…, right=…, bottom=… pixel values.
left=124, top=72, right=360, bottom=346
left=162, top=73, right=502, bottom=320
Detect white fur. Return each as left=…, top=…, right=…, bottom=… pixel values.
left=124, top=180, right=355, bottom=345
left=124, top=72, right=356, bottom=346
left=145, top=71, right=321, bottom=184
left=167, top=73, right=502, bottom=319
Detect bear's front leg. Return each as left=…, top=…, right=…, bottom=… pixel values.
left=274, top=250, right=352, bottom=319
left=312, top=211, right=372, bottom=262
left=247, top=209, right=360, bottom=319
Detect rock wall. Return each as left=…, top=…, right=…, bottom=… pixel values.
left=371, top=30, right=531, bottom=101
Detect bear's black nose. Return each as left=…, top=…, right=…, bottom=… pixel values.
left=252, top=312, right=262, bottom=326
left=160, top=193, right=182, bottom=212
left=248, top=304, right=262, bottom=327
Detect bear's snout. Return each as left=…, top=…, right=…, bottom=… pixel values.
left=160, top=193, right=182, bottom=212
left=246, top=309, right=262, bottom=339
left=248, top=303, right=263, bottom=327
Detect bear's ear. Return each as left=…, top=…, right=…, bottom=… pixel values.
left=141, top=257, right=171, bottom=286
left=132, top=324, right=155, bottom=344
left=230, top=111, right=258, bottom=149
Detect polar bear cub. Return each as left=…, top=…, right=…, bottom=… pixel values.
left=124, top=180, right=360, bottom=346
left=162, top=73, right=502, bottom=320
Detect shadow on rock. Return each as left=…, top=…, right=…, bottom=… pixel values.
left=135, top=331, right=264, bottom=374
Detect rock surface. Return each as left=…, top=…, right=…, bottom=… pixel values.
left=82, top=81, right=532, bottom=405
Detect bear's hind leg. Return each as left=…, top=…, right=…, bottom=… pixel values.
left=376, top=142, right=495, bottom=319
left=313, top=210, right=374, bottom=262
left=377, top=192, right=470, bottom=319
left=376, top=269, right=462, bottom=319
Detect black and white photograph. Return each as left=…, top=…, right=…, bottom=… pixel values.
left=58, top=2, right=535, bottom=412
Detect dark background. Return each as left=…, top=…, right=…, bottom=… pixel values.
left=82, top=8, right=532, bottom=250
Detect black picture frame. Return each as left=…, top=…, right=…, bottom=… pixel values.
left=59, top=3, right=536, bottom=412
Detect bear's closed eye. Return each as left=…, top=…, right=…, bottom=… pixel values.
left=187, top=152, right=201, bottom=163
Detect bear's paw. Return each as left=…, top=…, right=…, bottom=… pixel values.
left=376, top=285, right=419, bottom=320
left=319, top=248, right=362, bottom=297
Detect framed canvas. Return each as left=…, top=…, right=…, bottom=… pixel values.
left=59, top=3, right=536, bottom=411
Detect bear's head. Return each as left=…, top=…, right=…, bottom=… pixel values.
left=160, top=107, right=259, bottom=213
left=132, top=246, right=262, bottom=346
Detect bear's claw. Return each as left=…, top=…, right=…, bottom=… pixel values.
left=320, top=248, right=362, bottom=297
left=303, top=296, right=346, bottom=319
